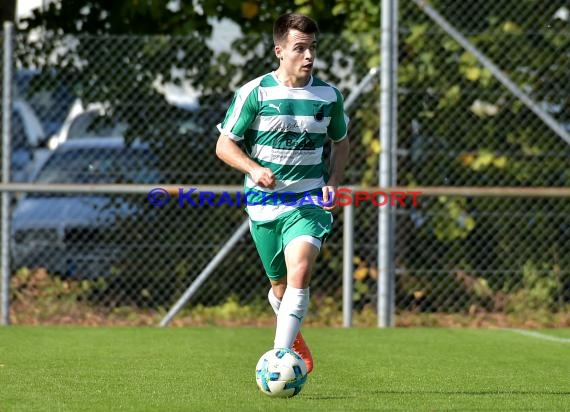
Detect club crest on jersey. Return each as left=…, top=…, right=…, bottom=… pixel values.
left=313, top=104, right=325, bottom=121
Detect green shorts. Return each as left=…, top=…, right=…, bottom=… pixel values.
left=249, top=206, right=334, bottom=281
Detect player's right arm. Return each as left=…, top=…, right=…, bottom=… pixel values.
left=216, top=81, right=276, bottom=189
left=216, top=135, right=276, bottom=189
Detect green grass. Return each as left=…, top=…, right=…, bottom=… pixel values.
left=0, top=326, right=568, bottom=411
left=534, top=328, right=570, bottom=338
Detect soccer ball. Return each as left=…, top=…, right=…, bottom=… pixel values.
left=255, top=348, right=308, bottom=398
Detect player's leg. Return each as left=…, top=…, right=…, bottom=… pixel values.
left=248, top=218, right=289, bottom=329
left=249, top=218, right=286, bottom=282
left=273, top=238, right=317, bottom=349
left=268, top=281, right=285, bottom=313
left=275, top=238, right=319, bottom=372
left=268, top=278, right=313, bottom=372
left=272, top=207, right=333, bottom=372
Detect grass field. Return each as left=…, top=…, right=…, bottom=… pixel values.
left=1, top=326, right=569, bottom=411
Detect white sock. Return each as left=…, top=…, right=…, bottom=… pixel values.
left=268, top=288, right=281, bottom=315
left=273, top=286, right=309, bottom=349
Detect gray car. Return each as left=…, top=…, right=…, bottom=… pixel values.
left=11, top=137, right=160, bottom=278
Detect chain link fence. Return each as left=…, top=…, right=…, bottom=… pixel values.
left=393, top=0, right=570, bottom=320
left=2, top=0, right=569, bottom=325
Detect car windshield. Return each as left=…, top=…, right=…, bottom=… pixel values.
left=15, top=70, right=75, bottom=137
left=68, top=112, right=128, bottom=139
left=35, top=147, right=161, bottom=184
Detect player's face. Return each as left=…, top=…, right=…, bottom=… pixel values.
left=276, top=29, right=317, bottom=85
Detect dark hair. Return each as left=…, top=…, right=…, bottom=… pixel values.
left=273, top=13, right=319, bottom=45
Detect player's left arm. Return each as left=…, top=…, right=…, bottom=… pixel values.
left=322, top=88, right=350, bottom=211
left=322, top=138, right=350, bottom=210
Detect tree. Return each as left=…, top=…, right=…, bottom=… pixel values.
left=324, top=0, right=570, bottom=312
left=12, top=0, right=354, bottom=306
left=14, top=0, right=570, bottom=312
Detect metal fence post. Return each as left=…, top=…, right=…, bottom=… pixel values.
left=341, top=68, right=378, bottom=328
left=378, top=0, right=398, bottom=328
left=342, top=191, right=354, bottom=327
left=1, top=22, right=14, bottom=326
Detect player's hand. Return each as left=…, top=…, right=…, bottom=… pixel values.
left=321, top=185, right=337, bottom=211
left=250, top=166, right=276, bottom=189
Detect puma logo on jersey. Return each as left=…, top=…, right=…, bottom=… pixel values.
left=268, top=103, right=281, bottom=113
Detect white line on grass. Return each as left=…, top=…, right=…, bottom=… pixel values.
left=504, top=328, right=570, bottom=343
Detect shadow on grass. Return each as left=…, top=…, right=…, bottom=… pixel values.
left=303, top=390, right=570, bottom=401
left=303, top=395, right=358, bottom=400
left=373, top=390, right=570, bottom=396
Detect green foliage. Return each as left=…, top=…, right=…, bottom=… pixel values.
left=9, top=266, right=568, bottom=326
left=15, top=0, right=570, bottom=315
left=176, top=294, right=270, bottom=324
left=10, top=267, right=100, bottom=323
left=12, top=266, right=86, bottom=296
left=20, top=0, right=211, bottom=35
left=506, top=260, right=559, bottom=314
left=345, top=0, right=569, bottom=315
left=431, top=197, right=476, bottom=241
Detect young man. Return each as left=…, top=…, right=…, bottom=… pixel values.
left=215, top=13, right=349, bottom=373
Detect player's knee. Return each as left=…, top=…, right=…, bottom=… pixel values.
left=289, top=260, right=311, bottom=277
left=286, top=261, right=312, bottom=288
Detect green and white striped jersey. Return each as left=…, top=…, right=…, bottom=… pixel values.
left=218, top=72, right=349, bottom=222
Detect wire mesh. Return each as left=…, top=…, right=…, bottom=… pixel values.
left=3, top=0, right=570, bottom=324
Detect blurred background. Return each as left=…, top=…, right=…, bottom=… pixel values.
left=1, top=0, right=569, bottom=327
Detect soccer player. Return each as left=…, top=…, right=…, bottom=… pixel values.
left=215, top=12, right=350, bottom=373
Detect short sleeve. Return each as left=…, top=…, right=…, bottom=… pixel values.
left=217, top=87, right=259, bottom=141
left=327, top=88, right=349, bottom=142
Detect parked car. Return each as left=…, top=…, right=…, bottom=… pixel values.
left=46, top=100, right=127, bottom=149
left=15, top=68, right=76, bottom=139
left=11, top=99, right=49, bottom=183
left=11, top=137, right=160, bottom=278
left=46, top=98, right=213, bottom=153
